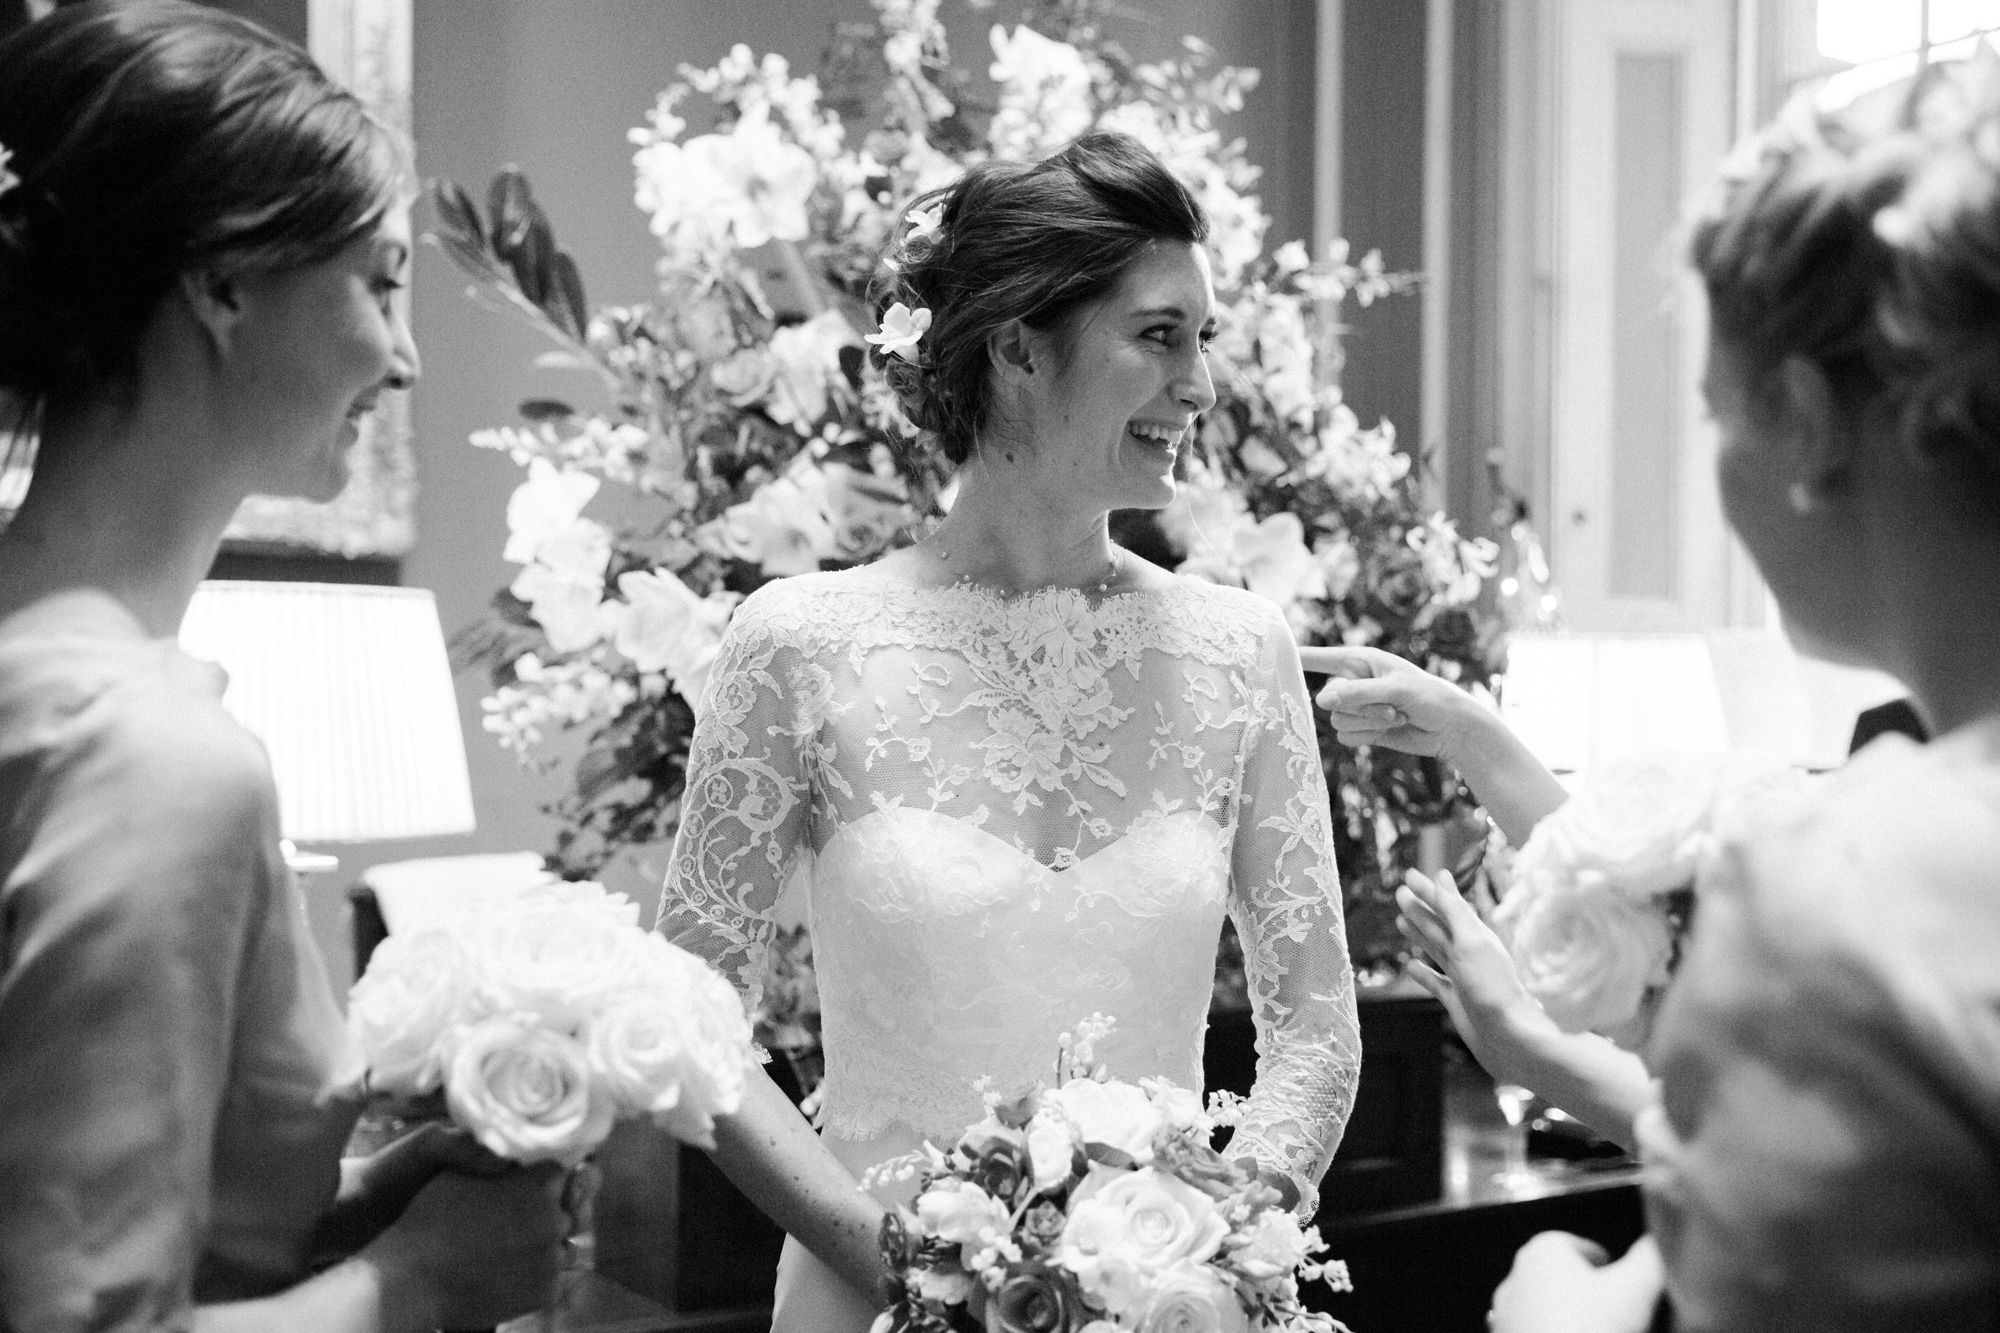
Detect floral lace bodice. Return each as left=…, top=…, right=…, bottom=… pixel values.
left=657, top=568, right=1360, bottom=1209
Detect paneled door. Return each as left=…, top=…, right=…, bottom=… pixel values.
left=1545, top=0, right=1746, bottom=630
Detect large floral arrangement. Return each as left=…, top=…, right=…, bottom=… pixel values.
left=1493, top=752, right=1810, bottom=1048
left=442, top=0, right=1511, bottom=964
left=869, top=1017, right=1352, bottom=1333
left=346, top=877, right=756, bottom=1162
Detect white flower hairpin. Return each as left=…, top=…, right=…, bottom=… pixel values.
left=866, top=301, right=932, bottom=363
left=903, top=202, right=943, bottom=245
left=0, top=143, right=18, bottom=201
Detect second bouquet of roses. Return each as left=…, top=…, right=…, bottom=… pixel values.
left=1494, top=751, right=1811, bottom=1050
left=345, top=876, right=757, bottom=1163
left=867, top=1018, right=1351, bottom=1333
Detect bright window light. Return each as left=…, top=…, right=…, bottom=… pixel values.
left=1817, top=0, right=1920, bottom=67
left=1930, top=0, right=2000, bottom=44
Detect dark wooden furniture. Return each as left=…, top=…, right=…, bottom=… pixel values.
left=1310, top=1044, right=1646, bottom=1332
left=1204, top=989, right=1448, bottom=1216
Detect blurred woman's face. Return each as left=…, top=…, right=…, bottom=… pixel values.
left=223, top=203, right=419, bottom=502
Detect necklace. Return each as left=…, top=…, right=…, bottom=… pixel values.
left=931, top=534, right=1122, bottom=594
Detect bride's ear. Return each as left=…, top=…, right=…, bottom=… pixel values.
left=988, top=320, right=1038, bottom=384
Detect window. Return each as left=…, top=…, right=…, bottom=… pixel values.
left=1767, top=0, right=2000, bottom=109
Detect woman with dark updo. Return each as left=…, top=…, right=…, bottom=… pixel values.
left=0, top=4, right=568, bottom=1329
left=655, top=131, right=1361, bottom=1327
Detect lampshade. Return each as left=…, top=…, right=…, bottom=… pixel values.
left=1500, top=629, right=1907, bottom=776
left=1498, top=632, right=1731, bottom=776
left=178, top=581, right=476, bottom=843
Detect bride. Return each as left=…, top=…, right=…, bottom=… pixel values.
left=656, top=132, right=1361, bottom=1328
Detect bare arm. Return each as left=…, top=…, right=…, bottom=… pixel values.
left=1397, top=871, right=1653, bottom=1150
left=706, top=1068, right=886, bottom=1304
left=1300, top=645, right=1570, bottom=846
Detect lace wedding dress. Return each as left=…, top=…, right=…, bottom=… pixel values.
left=657, top=566, right=1361, bottom=1331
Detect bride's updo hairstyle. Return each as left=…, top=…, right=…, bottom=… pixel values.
left=1690, top=59, right=2000, bottom=494
left=0, top=0, right=408, bottom=427
left=870, top=132, right=1208, bottom=464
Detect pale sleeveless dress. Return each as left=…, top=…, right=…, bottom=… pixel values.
left=657, top=568, right=1361, bottom=1331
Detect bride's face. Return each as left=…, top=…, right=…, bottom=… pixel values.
left=1015, top=241, right=1217, bottom=511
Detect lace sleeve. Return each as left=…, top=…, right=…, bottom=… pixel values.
left=1226, top=614, right=1361, bottom=1216
left=655, top=587, right=821, bottom=1017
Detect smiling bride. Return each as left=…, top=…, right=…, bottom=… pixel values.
left=654, top=132, right=1361, bottom=1331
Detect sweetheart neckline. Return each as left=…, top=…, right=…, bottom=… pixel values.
left=819, top=804, right=1225, bottom=878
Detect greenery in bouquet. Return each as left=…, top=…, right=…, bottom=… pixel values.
left=439, top=0, right=1516, bottom=965
left=869, top=1016, right=1352, bottom=1332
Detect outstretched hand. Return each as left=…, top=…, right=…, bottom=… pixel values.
left=1299, top=644, right=1476, bottom=758
left=1302, top=644, right=1570, bottom=847
left=1400, top=869, right=1656, bottom=1149
left=1395, top=869, right=1547, bottom=1091
left=1490, top=1232, right=1665, bottom=1333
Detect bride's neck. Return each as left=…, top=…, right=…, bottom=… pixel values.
left=933, top=459, right=1117, bottom=591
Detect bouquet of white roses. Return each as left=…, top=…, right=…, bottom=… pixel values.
left=868, top=1018, right=1351, bottom=1333
left=1495, top=752, right=1811, bottom=1048
left=346, top=877, right=756, bottom=1163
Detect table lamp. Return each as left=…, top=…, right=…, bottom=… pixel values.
left=1498, top=632, right=1732, bottom=778
left=1499, top=628, right=1906, bottom=778
left=177, top=581, right=476, bottom=871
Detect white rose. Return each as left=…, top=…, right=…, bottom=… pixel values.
left=444, top=1017, right=614, bottom=1166
left=1497, top=877, right=1676, bottom=1037
left=1223, top=1208, right=1311, bottom=1282
left=464, top=889, right=648, bottom=1030
left=915, top=1178, right=1014, bottom=1253
left=347, top=928, right=480, bottom=1094
left=1135, top=1263, right=1250, bottom=1333
left=1525, top=753, right=1721, bottom=900
left=1056, top=1168, right=1229, bottom=1315
left=629, top=935, right=754, bottom=1149
left=1042, top=1078, right=1167, bottom=1164
left=517, top=876, right=642, bottom=925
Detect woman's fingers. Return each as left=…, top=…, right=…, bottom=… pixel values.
left=1298, top=644, right=1395, bottom=679
left=1394, top=886, right=1447, bottom=949
left=1404, top=956, right=1451, bottom=999
left=1315, top=676, right=1411, bottom=715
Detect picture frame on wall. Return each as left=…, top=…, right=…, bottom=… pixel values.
left=0, top=0, right=417, bottom=560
